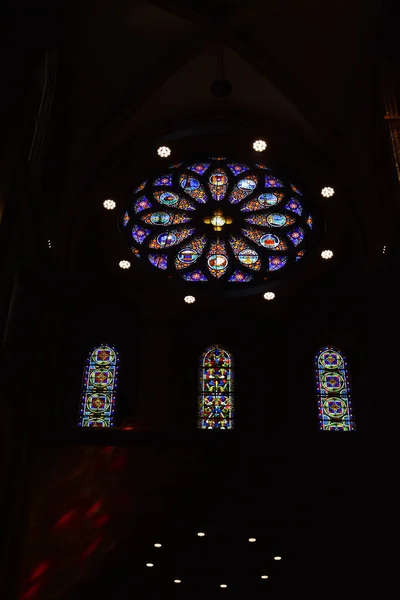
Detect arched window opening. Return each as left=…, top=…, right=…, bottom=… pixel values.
left=198, top=345, right=234, bottom=429
left=78, top=344, right=119, bottom=427
left=315, top=346, right=355, bottom=431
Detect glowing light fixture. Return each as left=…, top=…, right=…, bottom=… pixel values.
left=248, top=537, right=257, bottom=543
left=321, top=249, right=333, bottom=260
left=157, top=146, right=171, bottom=158
left=274, top=556, right=282, bottom=561
left=154, top=543, right=162, bottom=548
left=197, top=532, right=205, bottom=537
left=184, top=295, right=196, bottom=304
left=203, top=209, right=233, bottom=232
left=261, top=575, right=269, bottom=580
left=253, top=139, right=267, bottom=152
left=47, top=239, right=52, bottom=248
left=119, top=260, right=131, bottom=269
left=220, top=584, right=228, bottom=589
left=174, top=579, right=181, bottom=584
left=103, top=198, right=116, bottom=210
left=321, top=186, right=334, bottom=198
left=146, top=563, right=154, bottom=567
left=263, top=292, right=275, bottom=301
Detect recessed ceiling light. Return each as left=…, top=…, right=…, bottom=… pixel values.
left=220, top=584, right=228, bottom=588
left=321, top=249, right=333, bottom=260
left=154, top=543, right=162, bottom=548
left=103, top=198, right=116, bottom=210
left=321, top=186, right=334, bottom=198
left=174, top=579, right=181, bottom=584
left=263, top=292, right=275, bottom=301
left=184, top=295, right=195, bottom=304
left=273, top=556, right=282, bottom=561
left=248, top=537, right=256, bottom=542
left=157, top=146, right=171, bottom=158
left=146, top=563, right=154, bottom=567
left=119, top=260, right=131, bottom=269
left=261, top=575, right=269, bottom=579
left=253, top=139, right=267, bottom=152
left=197, top=532, right=205, bottom=537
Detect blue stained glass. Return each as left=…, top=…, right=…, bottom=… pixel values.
left=241, top=193, right=282, bottom=211
left=134, top=196, right=152, bottom=213
left=134, top=181, right=147, bottom=193
left=148, top=254, right=168, bottom=270
left=208, top=169, right=228, bottom=201
left=175, top=235, right=207, bottom=270
left=287, top=227, right=305, bottom=247
left=307, top=215, right=313, bottom=229
left=227, top=163, right=249, bottom=175
left=284, top=198, right=303, bottom=215
left=228, top=270, right=253, bottom=282
left=291, top=183, right=302, bottom=195
left=296, top=250, right=305, bottom=261
left=189, top=163, right=210, bottom=175
left=269, top=256, right=287, bottom=271
left=132, top=224, right=150, bottom=244
left=130, top=246, right=141, bottom=258
left=78, top=345, right=119, bottom=427
left=154, top=174, right=173, bottom=186
left=179, top=174, right=208, bottom=203
left=265, top=176, right=284, bottom=187
left=182, top=270, right=208, bottom=282
left=198, top=345, right=234, bottom=429
left=123, top=211, right=130, bottom=227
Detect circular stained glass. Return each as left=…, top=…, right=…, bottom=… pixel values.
left=121, top=157, right=314, bottom=287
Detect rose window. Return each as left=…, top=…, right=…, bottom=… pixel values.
left=121, top=158, right=313, bottom=286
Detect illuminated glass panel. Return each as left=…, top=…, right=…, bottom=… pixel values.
left=284, top=198, right=303, bottom=215
left=227, top=162, right=249, bottom=175
left=241, top=193, right=283, bottom=212
left=78, top=345, right=119, bottom=427
left=287, top=227, right=305, bottom=247
left=229, top=236, right=261, bottom=271
left=208, top=169, right=228, bottom=201
left=148, top=227, right=195, bottom=249
left=228, top=270, right=253, bottom=282
left=153, top=190, right=196, bottom=211
left=132, top=224, right=151, bottom=244
left=148, top=254, right=168, bottom=270
left=154, top=174, right=173, bottom=186
left=198, top=345, right=234, bottom=429
left=228, top=174, right=258, bottom=204
left=244, top=213, right=295, bottom=227
left=265, top=176, right=284, bottom=187
left=123, top=211, right=130, bottom=227
left=134, top=196, right=152, bottom=213
left=142, top=211, right=191, bottom=226
left=134, top=181, right=147, bottom=193
left=130, top=246, right=141, bottom=258
left=189, top=162, right=210, bottom=175
left=207, top=239, right=229, bottom=278
left=315, top=347, right=355, bottom=431
left=179, top=174, right=208, bottom=203
left=182, top=270, right=208, bottom=282
left=296, top=250, right=305, bottom=261
left=307, top=215, right=313, bottom=229
left=175, top=235, right=207, bottom=270
left=241, top=228, right=287, bottom=250
left=269, top=256, right=287, bottom=271
left=291, top=184, right=302, bottom=195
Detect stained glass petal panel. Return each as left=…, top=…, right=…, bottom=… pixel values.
left=207, top=240, right=229, bottom=278
left=265, top=176, right=284, bottom=187
left=153, top=190, right=196, bottom=211
left=284, top=198, right=303, bottom=215
left=189, top=162, right=210, bottom=175
left=228, top=174, right=258, bottom=204
left=287, top=227, right=305, bottom=246
left=134, top=196, right=152, bottom=213
left=175, top=235, right=207, bottom=270
left=269, top=256, right=288, bottom=271
left=229, top=236, right=261, bottom=271
left=228, top=270, right=253, bottom=282
left=208, top=169, right=228, bottom=201
left=182, top=270, right=208, bottom=282
left=227, top=162, right=250, bottom=175
left=148, top=254, right=168, bottom=270
left=153, top=174, right=173, bottom=186
left=132, top=225, right=151, bottom=244
left=241, top=228, right=287, bottom=250
left=241, top=193, right=283, bottom=212
left=179, top=174, right=208, bottom=203
left=148, top=227, right=195, bottom=249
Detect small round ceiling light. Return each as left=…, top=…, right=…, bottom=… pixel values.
left=321, top=249, right=333, bottom=260
left=146, top=563, right=154, bottom=567
left=263, top=292, right=275, bottom=301
left=154, top=543, right=162, bottom=548
left=184, top=295, right=196, bottom=304
left=174, top=579, right=181, bottom=584
left=261, top=575, right=269, bottom=580
left=273, top=556, right=282, bottom=561
left=248, top=537, right=257, bottom=543
left=197, top=531, right=205, bottom=537
left=220, top=584, right=228, bottom=589
left=157, top=146, right=171, bottom=158
left=119, top=260, right=131, bottom=269
left=253, top=139, right=267, bottom=152
left=321, top=186, right=334, bottom=198
left=103, top=198, right=116, bottom=210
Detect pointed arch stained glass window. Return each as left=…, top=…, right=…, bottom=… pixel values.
left=315, top=346, right=355, bottom=431
left=78, top=345, right=119, bottom=427
left=198, top=345, right=234, bottom=429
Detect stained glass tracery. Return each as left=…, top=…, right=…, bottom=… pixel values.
left=198, top=345, right=234, bottom=429
left=123, top=158, right=312, bottom=285
left=78, top=345, right=119, bottom=427
left=315, top=347, right=355, bottom=431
